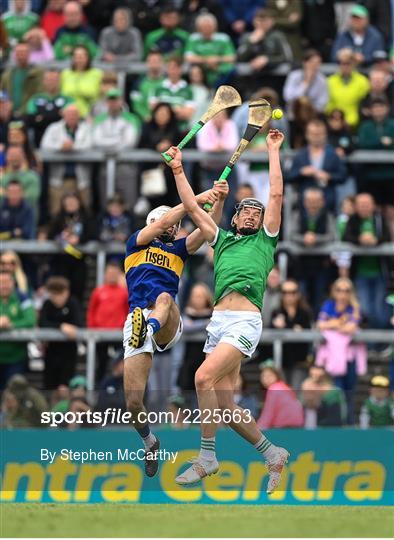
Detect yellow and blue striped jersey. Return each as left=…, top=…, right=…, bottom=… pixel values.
left=124, top=230, right=189, bottom=311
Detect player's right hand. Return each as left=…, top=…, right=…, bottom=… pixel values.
left=196, top=189, right=218, bottom=206
left=213, top=180, right=229, bottom=200
left=164, top=146, right=182, bottom=169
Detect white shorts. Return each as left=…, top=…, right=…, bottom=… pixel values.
left=203, top=310, right=262, bottom=358
left=123, top=308, right=183, bottom=359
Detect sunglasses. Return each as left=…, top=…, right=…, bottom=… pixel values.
left=282, top=289, right=298, bottom=295
left=336, top=288, right=351, bottom=293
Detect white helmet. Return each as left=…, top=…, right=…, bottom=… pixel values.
left=146, top=205, right=181, bottom=242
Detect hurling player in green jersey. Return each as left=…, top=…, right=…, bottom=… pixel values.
left=164, top=130, right=289, bottom=492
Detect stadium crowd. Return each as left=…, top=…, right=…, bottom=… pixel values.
left=0, top=0, right=393, bottom=429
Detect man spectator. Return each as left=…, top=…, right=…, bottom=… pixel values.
left=331, top=4, right=385, bottom=66
left=0, top=41, right=43, bottom=116
left=40, top=103, right=92, bottom=214
left=283, top=49, right=328, bottom=121
left=302, top=0, right=337, bottom=61
left=360, top=68, right=394, bottom=120
left=152, top=56, right=195, bottom=130
left=130, top=50, right=164, bottom=121
left=26, top=69, right=73, bottom=147
left=290, top=188, right=336, bottom=314
left=219, top=0, right=265, bottom=40
left=287, top=118, right=347, bottom=211
left=92, top=88, right=140, bottom=206
left=1, top=374, right=48, bottom=427
left=265, top=0, right=303, bottom=61
left=144, top=6, right=189, bottom=59
left=95, top=353, right=126, bottom=417
left=1, top=0, right=39, bottom=47
left=40, top=0, right=66, bottom=43
left=0, top=180, right=35, bottom=240
left=360, top=0, right=393, bottom=49
left=53, top=1, right=98, bottom=60
left=98, top=194, right=133, bottom=244
left=237, top=8, right=292, bottom=70
left=99, top=7, right=142, bottom=64
left=358, top=97, right=394, bottom=209
left=2, top=146, right=40, bottom=211
left=87, top=262, right=128, bottom=381
left=185, top=13, right=235, bottom=87
left=343, top=193, right=391, bottom=329
left=0, top=270, right=35, bottom=388
left=39, top=276, right=83, bottom=390
left=326, top=48, right=370, bottom=129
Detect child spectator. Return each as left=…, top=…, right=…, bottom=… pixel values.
left=39, top=276, right=83, bottom=390
left=360, top=375, right=394, bottom=427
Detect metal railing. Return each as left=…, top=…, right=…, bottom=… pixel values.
left=1, top=328, right=393, bottom=392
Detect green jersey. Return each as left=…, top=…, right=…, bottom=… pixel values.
left=130, top=75, right=164, bottom=120
left=210, top=227, right=278, bottom=310
left=153, top=78, right=194, bottom=129
left=362, top=397, right=394, bottom=427
left=185, top=32, right=235, bottom=85
left=144, top=27, right=189, bottom=59
left=2, top=12, right=39, bottom=44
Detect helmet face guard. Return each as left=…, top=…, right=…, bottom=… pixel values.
left=146, top=205, right=181, bottom=242
left=231, top=198, right=265, bottom=232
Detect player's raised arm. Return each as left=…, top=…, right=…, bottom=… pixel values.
left=165, top=146, right=219, bottom=244
left=263, top=129, right=285, bottom=235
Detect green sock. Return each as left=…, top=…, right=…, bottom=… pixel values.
left=200, top=436, right=216, bottom=460
left=254, top=436, right=275, bottom=459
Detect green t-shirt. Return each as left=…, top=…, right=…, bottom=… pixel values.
left=130, top=75, right=164, bottom=120
left=356, top=218, right=380, bottom=277
left=185, top=32, right=235, bottom=85
left=0, top=291, right=36, bottom=364
left=144, top=27, right=189, bottom=59
left=362, top=397, right=394, bottom=426
left=2, top=12, right=39, bottom=44
left=153, top=78, right=194, bottom=129
left=210, top=226, right=278, bottom=310
left=54, top=31, right=99, bottom=60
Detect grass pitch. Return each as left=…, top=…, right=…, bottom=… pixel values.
left=1, top=504, right=393, bottom=537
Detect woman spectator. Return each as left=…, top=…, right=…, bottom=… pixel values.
left=60, top=45, right=102, bottom=117
left=47, top=192, right=92, bottom=300
left=7, top=120, right=38, bottom=169
left=138, top=102, right=181, bottom=209
left=270, top=279, right=312, bottom=391
left=0, top=250, right=29, bottom=295
left=188, top=64, right=211, bottom=126
left=326, top=109, right=355, bottom=157
left=257, top=360, right=304, bottom=429
left=177, top=283, right=213, bottom=406
left=316, top=277, right=367, bottom=423
left=99, top=7, right=142, bottom=63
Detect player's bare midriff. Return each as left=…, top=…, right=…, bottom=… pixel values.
left=214, top=290, right=260, bottom=312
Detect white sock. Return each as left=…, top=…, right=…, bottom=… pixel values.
left=142, top=432, right=156, bottom=450
left=199, top=436, right=216, bottom=461
left=254, top=436, right=276, bottom=460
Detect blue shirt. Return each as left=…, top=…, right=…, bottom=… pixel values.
left=318, top=299, right=360, bottom=324
left=124, top=230, right=189, bottom=311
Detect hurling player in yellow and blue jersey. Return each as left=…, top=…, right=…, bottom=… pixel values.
left=123, top=184, right=228, bottom=477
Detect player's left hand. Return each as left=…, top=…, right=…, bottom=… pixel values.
left=213, top=180, right=229, bottom=200
left=196, top=189, right=218, bottom=206
left=266, top=129, right=285, bottom=151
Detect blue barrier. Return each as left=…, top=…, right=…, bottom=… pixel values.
left=1, top=428, right=393, bottom=505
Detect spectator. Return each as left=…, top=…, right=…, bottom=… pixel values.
left=302, top=0, right=337, bottom=61
left=270, top=279, right=313, bottom=390
left=196, top=109, right=239, bottom=191
left=39, top=276, right=83, bottom=390
left=0, top=251, right=29, bottom=295
left=289, top=95, right=318, bottom=150
left=357, top=97, right=394, bottom=209
left=220, top=0, right=265, bottom=40
left=40, top=103, right=92, bottom=214
left=26, top=69, right=73, bottom=147
left=1, top=374, right=47, bottom=427
left=0, top=180, right=35, bottom=240
left=233, top=373, right=260, bottom=420
left=91, top=71, right=118, bottom=117
left=185, top=13, right=235, bottom=87
left=0, top=270, right=35, bottom=388
left=87, top=262, right=128, bottom=381
left=0, top=91, right=14, bottom=147
left=262, top=265, right=281, bottom=328
left=143, top=6, right=189, bottom=59
left=360, top=0, right=393, bottom=49
left=326, top=48, right=370, bottom=129
left=237, top=8, right=292, bottom=71
left=0, top=41, right=43, bottom=116
left=50, top=375, right=87, bottom=413
left=287, top=118, right=347, bottom=212
left=326, top=109, right=355, bottom=157
left=129, top=0, right=162, bottom=36
left=60, top=45, right=102, bottom=117
left=360, top=375, right=394, bottom=427
left=360, top=68, right=393, bottom=120
left=19, top=27, right=54, bottom=64
left=177, top=283, right=213, bottom=403
left=343, top=193, right=391, bottom=329
left=283, top=49, right=328, bottom=122
left=257, top=360, right=304, bottom=429
left=7, top=120, right=37, bottom=169
left=316, top=277, right=366, bottom=423
left=188, top=64, right=211, bottom=125
left=96, top=352, right=126, bottom=417
left=138, top=102, right=181, bottom=209
left=1, top=0, right=39, bottom=47
left=130, top=50, right=164, bottom=121
left=301, top=365, right=347, bottom=427
left=2, top=146, right=40, bottom=210
left=53, top=0, right=98, bottom=60
left=0, top=21, right=8, bottom=67
left=265, top=0, right=303, bottom=61
left=47, top=192, right=92, bottom=300
left=99, top=7, right=142, bottom=63
left=152, top=57, right=195, bottom=131
left=98, top=194, right=133, bottom=244
left=331, top=4, right=385, bottom=66
left=182, top=0, right=226, bottom=34
left=332, top=195, right=355, bottom=278
left=40, top=0, right=66, bottom=43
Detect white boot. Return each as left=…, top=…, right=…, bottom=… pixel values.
left=266, top=447, right=290, bottom=494
left=176, top=457, right=219, bottom=486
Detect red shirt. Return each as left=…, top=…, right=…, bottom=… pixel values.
left=41, top=11, right=65, bottom=42
left=257, top=381, right=304, bottom=429
left=87, top=284, right=129, bottom=329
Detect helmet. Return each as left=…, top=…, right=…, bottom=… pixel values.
left=146, top=205, right=181, bottom=242
left=231, top=198, right=265, bottom=228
